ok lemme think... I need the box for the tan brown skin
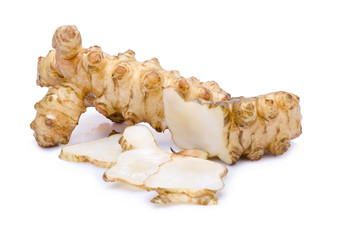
[150,189,219,205]
[228,91,302,162]
[31,25,302,163]
[60,151,115,168]
[31,25,230,147]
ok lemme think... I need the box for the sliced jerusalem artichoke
[59,134,122,168]
[103,125,172,188]
[103,125,228,205]
[144,155,228,205]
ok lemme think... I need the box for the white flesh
[103,125,171,187]
[104,148,171,187]
[103,125,228,203]
[144,155,227,191]
[163,89,232,164]
[59,134,122,167]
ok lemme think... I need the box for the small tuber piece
[59,134,122,168]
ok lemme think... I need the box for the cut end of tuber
[163,88,233,164]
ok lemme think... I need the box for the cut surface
[104,125,172,187]
[163,88,232,164]
[59,134,122,168]
[103,148,171,187]
[144,155,227,191]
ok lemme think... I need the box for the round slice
[145,155,227,190]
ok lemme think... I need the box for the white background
[1,0,361,239]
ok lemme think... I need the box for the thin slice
[103,125,171,188]
[145,155,228,205]
[103,148,171,187]
[59,134,122,168]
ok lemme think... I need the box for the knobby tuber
[31,25,302,163]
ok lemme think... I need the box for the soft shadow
[106,181,144,193]
[67,108,128,144]
[31,138,62,153]
[234,140,301,165]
